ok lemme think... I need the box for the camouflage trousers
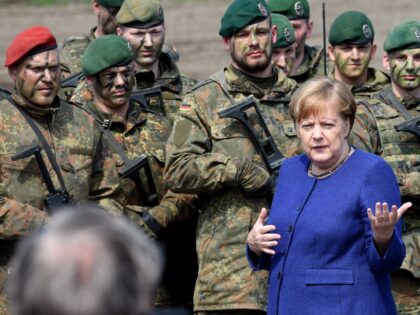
[0,266,11,315]
[391,228,420,315]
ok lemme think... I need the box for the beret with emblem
[384,21,420,53]
[5,26,57,67]
[329,11,374,45]
[116,0,164,29]
[272,13,295,48]
[267,0,310,20]
[82,35,133,76]
[219,0,270,37]
[97,0,124,8]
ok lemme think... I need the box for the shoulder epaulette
[190,79,217,91]
[63,35,90,45]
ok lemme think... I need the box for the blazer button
[278,271,282,280]
[288,225,293,232]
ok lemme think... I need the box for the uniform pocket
[305,268,354,285]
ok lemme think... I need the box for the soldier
[271,13,296,77]
[327,11,390,101]
[60,0,124,78]
[0,26,125,314]
[80,35,199,311]
[72,0,195,125]
[267,0,328,84]
[164,0,300,313]
[357,21,420,314]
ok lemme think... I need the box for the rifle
[218,96,286,173]
[12,144,73,213]
[131,86,165,115]
[61,72,84,89]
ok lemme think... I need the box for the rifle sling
[385,89,413,120]
[8,97,69,193]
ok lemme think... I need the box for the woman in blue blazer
[247,78,412,315]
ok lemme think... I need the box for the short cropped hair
[288,77,356,130]
[8,204,163,315]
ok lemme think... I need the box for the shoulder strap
[208,71,236,105]
[383,89,413,120]
[8,97,68,193]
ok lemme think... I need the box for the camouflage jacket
[71,52,197,125]
[289,45,330,85]
[164,65,299,311]
[60,26,96,78]
[329,67,390,102]
[0,94,125,252]
[83,99,199,308]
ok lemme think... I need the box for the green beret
[272,14,295,48]
[82,35,133,76]
[329,11,374,45]
[384,21,420,53]
[267,0,309,20]
[96,0,123,8]
[219,0,270,37]
[116,0,164,29]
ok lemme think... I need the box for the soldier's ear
[382,54,391,71]
[223,37,231,50]
[271,25,278,45]
[8,66,17,82]
[369,44,377,61]
[327,44,336,61]
[85,75,96,86]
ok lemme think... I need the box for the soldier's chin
[32,95,55,107]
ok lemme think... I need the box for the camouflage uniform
[71,52,196,125]
[165,65,299,312]
[0,93,125,315]
[329,67,390,102]
[60,27,96,78]
[82,99,199,310]
[357,85,420,314]
[289,45,330,85]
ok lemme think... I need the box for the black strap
[8,97,68,193]
[385,89,413,120]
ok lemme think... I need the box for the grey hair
[8,203,163,315]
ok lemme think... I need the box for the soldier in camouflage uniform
[164,1,301,313]
[0,26,125,315]
[80,35,199,311]
[72,0,196,125]
[327,11,390,102]
[271,13,296,77]
[267,0,329,84]
[60,0,123,78]
[357,21,420,314]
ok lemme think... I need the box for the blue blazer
[248,150,405,315]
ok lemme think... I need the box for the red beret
[5,26,57,67]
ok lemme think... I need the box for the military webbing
[384,87,414,120]
[8,97,70,195]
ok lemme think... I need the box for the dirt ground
[0,0,419,90]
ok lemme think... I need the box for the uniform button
[278,272,282,280]
[288,225,293,232]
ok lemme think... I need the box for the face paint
[229,18,273,73]
[119,25,165,69]
[14,50,60,107]
[272,44,296,76]
[93,64,134,110]
[99,5,118,34]
[389,48,420,90]
[332,43,373,81]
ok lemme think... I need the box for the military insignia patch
[157,6,164,20]
[294,2,304,16]
[362,24,373,39]
[415,29,420,41]
[258,3,268,17]
[284,28,293,44]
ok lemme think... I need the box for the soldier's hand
[232,158,272,196]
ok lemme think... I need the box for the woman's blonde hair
[289,77,356,130]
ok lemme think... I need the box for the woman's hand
[367,202,412,254]
[247,208,281,256]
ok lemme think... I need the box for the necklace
[308,145,354,179]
